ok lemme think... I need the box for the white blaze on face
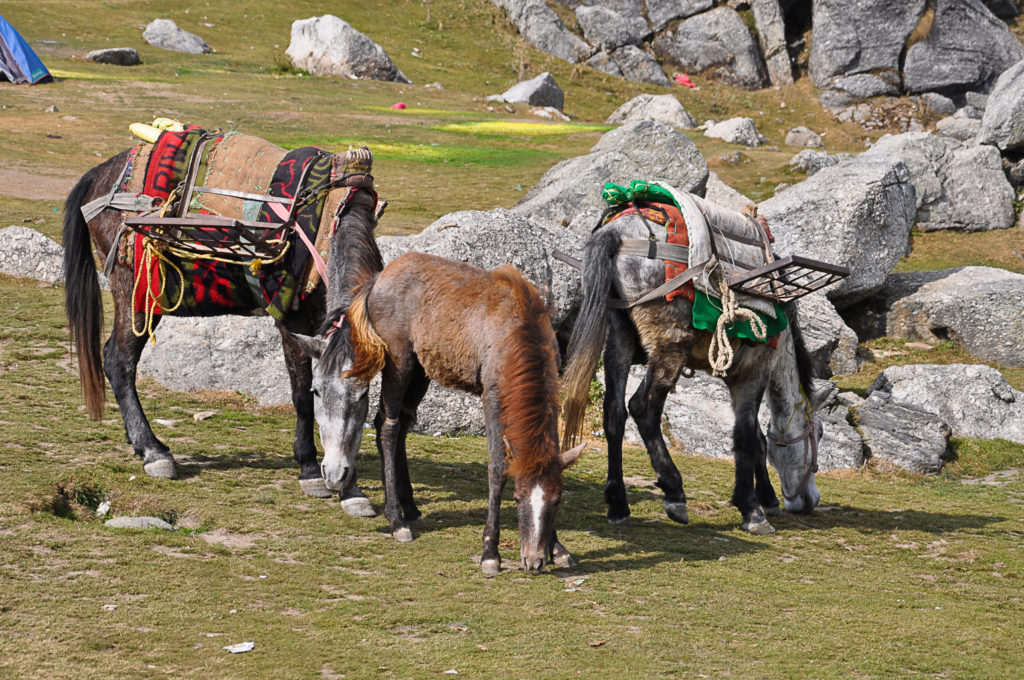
[530,483,545,540]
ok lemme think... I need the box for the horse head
[293,325,370,493]
[765,383,832,514]
[511,440,585,573]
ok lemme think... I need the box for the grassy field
[2,1,1024,678]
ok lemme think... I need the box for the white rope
[706,257,767,377]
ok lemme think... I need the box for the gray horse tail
[63,164,106,420]
[561,228,621,450]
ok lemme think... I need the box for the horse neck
[765,332,810,438]
[325,203,381,310]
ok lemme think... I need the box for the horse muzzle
[321,461,353,492]
[784,477,820,514]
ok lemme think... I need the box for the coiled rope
[706,256,767,377]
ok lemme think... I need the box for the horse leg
[754,437,782,516]
[602,311,635,525]
[103,310,175,478]
[627,353,689,525]
[393,364,430,526]
[728,379,775,534]
[376,366,414,543]
[278,327,332,498]
[480,392,507,575]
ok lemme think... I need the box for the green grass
[3,0,1024,677]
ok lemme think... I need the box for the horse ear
[292,333,326,360]
[559,442,586,470]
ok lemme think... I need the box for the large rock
[286,15,410,82]
[575,5,648,51]
[704,172,753,213]
[758,154,917,309]
[855,391,952,473]
[142,19,212,54]
[605,94,697,128]
[863,132,1015,231]
[492,0,593,63]
[607,45,672,86]
[0,226,65,283]
[646,0,714,32]
[795,293,860,377]
[904,0,1024,95]
[934,115,982,142]
[841,269,952,339]
[489,72,564,109]
[704,117,765,147]
[751,0,793,87]
[653,7,769,89]
[979,59,1024,151]
[84,48,141,66]
[138,316,291,405]
[869,364,1024,443]
[785,126,823,148]
[513,120,708,231]
[884,266,1024,367]
[788,149,854,175]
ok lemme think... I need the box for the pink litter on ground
[674,73,696,88]
[390,102,407,109]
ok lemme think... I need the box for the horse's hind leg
[602,310,636,525]
[279,327,332,498]
[104,310,175,478]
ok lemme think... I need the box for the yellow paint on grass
[434,120,611,136]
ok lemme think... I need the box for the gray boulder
[286,15,411,82]
[84,48,141,66]
[855,391,952,474]
[788,149,854,175]
[869,364,1024,443]
[585,50,623,77]
[884,266,1024,367]
[751,0,793,87]
[0,226,65,283]
[921,92,958,116]
[647,0,714,32]
[979,59,1024,151]
[142,19,212,54]
[138,316,291,405]
[758,154,917,309]
[795,293,860,378]
[904,0,1024,95]
[704,171,753,213]
[830,73,900,98]
[785,126,823,148]
[492,0,593,63]
[863,132,1015,231]
[653,7,768,89]
[575,5,648,51]
[704,117,765,147]
[608,45,672,86]
[513,120,709,231]
[605,94,697,128]
[934,115,982,141]
[488,72,564,109]
[841,268,954,339]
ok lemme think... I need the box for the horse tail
[344,276,388,384]
[63,166,106,420]
[561,228,621,450]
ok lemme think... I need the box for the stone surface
[0,226,65,284]
[286,15,410,82]
[863,132,1016,231]
[751,0,793,87]
[575,5,648,51]
[979,59,1024,151]
[646,0,714,32]
[488,71,564,109]
[830,73,899,98]
[934,115,982,141]
[884,266,1024,368]
[513,120,708,231]
[758,154,917,309]
[84,47,141,66]
[653,7,768,89]
[855,391,952,473]
[840,269,954,340]
[704,117,765,147]
[137,316,291,405]
[585,50,623,77]
[904,0,1024,95]
[105,516,174,530]
[788,149,854,175]
[605,93,697,128]
[608,45,672,86]
[704,171,753,213]
[785,126,822,148]
[869,363,1024,443]
[921,92,957,116]
[142,19,212,54]
[795,293,860,378]
[492,0,593,63]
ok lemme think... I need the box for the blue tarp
[0,14,52,84]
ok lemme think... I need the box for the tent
[0,14,52,84]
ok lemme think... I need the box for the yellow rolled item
[151,117,184,131]
[129,123,162,143]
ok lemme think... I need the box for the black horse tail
[63,167,106,420]
[561,228,622,450]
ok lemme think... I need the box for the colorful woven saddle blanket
[602,180,787,343]
[116,126,360,321]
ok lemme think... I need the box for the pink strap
[268,202,290,221]
[293,223,328,286]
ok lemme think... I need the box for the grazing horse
[297,252,584,574]
[561,211,825,535]
[62,145,379,512]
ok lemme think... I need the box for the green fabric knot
[602,180,677,207]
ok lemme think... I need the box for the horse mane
[343,277,388,384]
[494,266,560,480]
[785,303,815,400]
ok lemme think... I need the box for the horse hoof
[340,495,377,518]
[552,551,577,569]
[143,459,177,479]
[608,515,631,527]
[480,558,501,575]
[299,478,333,498]
[664,501,690,524]
[763,503,783,517]
[743,519,776,536]
[393,526,414,543]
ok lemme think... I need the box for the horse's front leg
[602,311,635,525]
[729,380,775,534]
[392,365,430,525]
[480,395,507,575]
[278,327,332,498]
[377,369,414,542]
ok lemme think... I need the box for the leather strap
[607,261,708,309]
[618,239,690,262]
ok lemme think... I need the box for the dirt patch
[0,167,76,200]
[199,528,263,550]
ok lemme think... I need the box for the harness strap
[607,262,709,310]
[767,421,819,503]
[618,239,690,262]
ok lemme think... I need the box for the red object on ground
[390,102,407,109]
[673,73,696,88]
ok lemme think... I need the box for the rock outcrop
[143,19,212,54]
[286,15,411,82]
